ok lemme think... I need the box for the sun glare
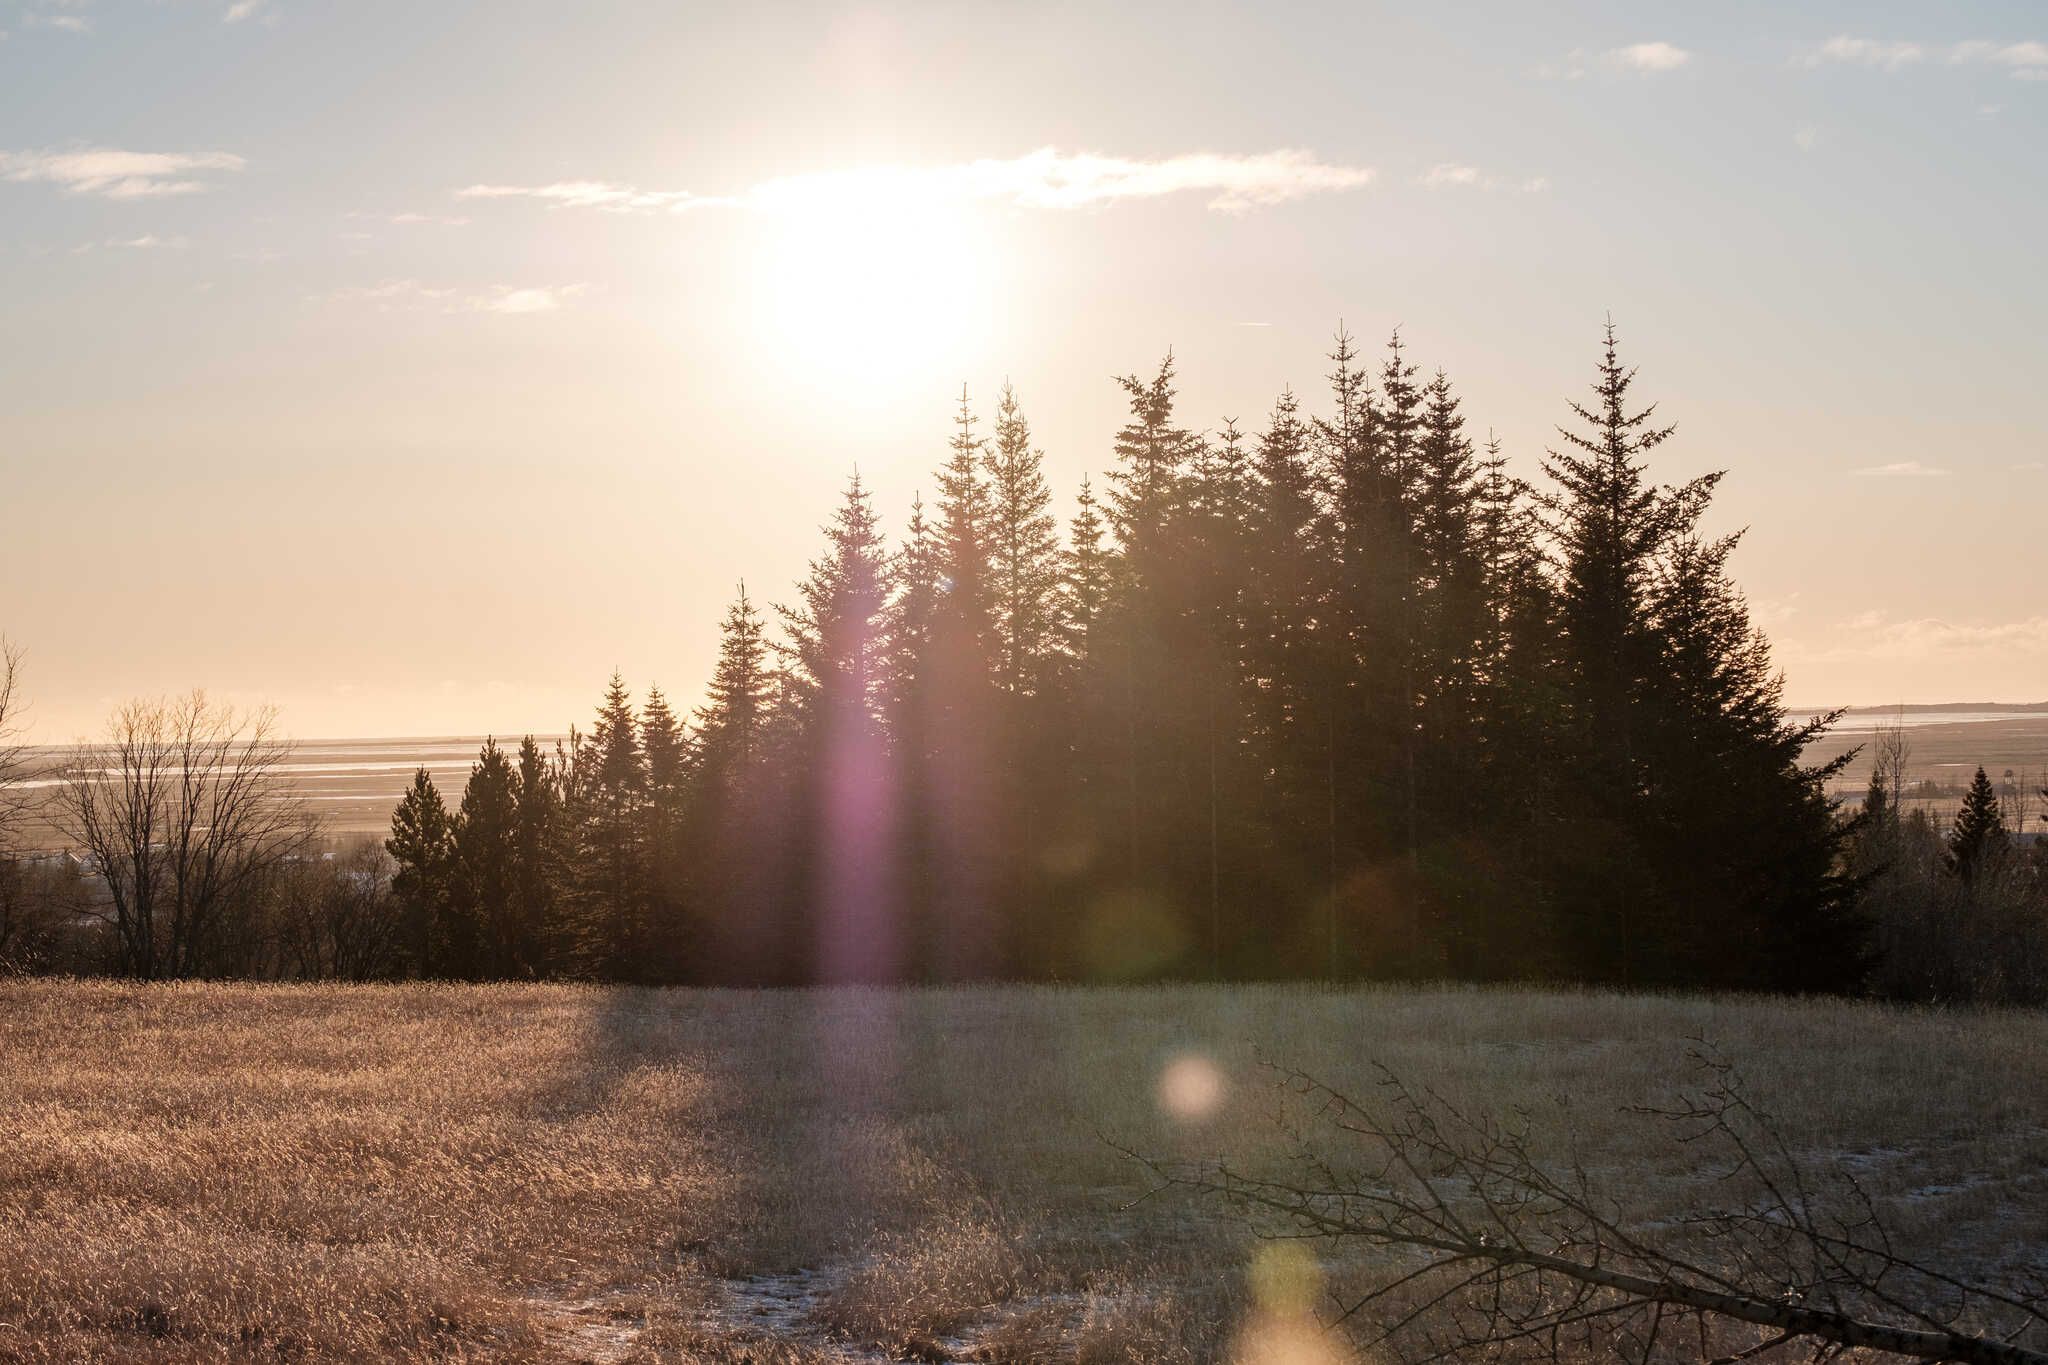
[747,170,988,399]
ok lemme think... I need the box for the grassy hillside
[0,983,2041,1361]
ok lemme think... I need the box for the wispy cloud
[0,147,245,199]
[1854,460,1949,478]
[348,210,471,227]
[476,284,584,314]
[224,0,268,21]
[2014,460,2046,472]
[460,147,1376,219]
[317,279,587,316]
[1950,39,2048,77]
[1605,41,1691,72]
[1806,37,1925,70]
[458,182,724,213]
[1422,163,1482,189]
[24,10,92,34]
[1541,42,1691,79]
[1419,163,1550,193]
[1793,125,1823,152]
[1807,36,2048,78]
[1814,612,2048,661]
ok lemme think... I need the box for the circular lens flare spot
[1158,1051,1226,1122]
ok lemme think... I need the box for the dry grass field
[0,983,2043,1363]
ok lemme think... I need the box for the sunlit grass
[0,981,2040,1360]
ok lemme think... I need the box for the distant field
[0,982,2041,1362]
[10,710,2046,853]
[8,736,563,849]
[1797,709,2048,822]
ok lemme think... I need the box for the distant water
[1789,709,2048,734]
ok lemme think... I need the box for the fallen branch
[1129,1049,2046,1365]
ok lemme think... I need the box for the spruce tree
[386,767,454,976]
[574,672,648,976]
[451,738,520,978]
[1061,476,1111,669]
[1541,321,1715,982]
[778,472,892,733]
[640,685,691,976]
[1946,767,2008,883]
[1244,386,1332,935]
[512,735,563,974]
[776,472,897,981]
[695,584,772,778]
[984,383,1063,698]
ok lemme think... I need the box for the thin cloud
[1806,37,1924,70]
[1419,164,1549,193]
[476,284,584,315]
[317,279,586,316]
[1810,613,2048,662]
[1809,37,2048,78]
[24,11,92,34]
[1793,125,1822,152]
[1422,163,1482,189]
[1854,460,1949,478]
[224,0,268,20]
[0,147,245,199]
[1950,39,2048,77]
[460,147,1375,219]
[2014,460,2046,472]
[458,181,723,213]
[1605,41,1691,73]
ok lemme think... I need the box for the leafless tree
[0,639,29,845]
[1874,717,1910,818]
[274,841,405,981]
[55,692,312,979]
[1135,1052,2046,1365]
[0,640,62,971]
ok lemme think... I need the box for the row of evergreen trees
[388,324,1863,989]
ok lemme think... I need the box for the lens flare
[1157,1050,1226,1121]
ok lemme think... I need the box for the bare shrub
[272,840,406,980]
[55,693,312,979]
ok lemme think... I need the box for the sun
[745,169,989,401]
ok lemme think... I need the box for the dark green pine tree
[689,583,777,981]
[694,583,772,779]
[981,384,1067,966]
[1413,369,1488,748]
[776,471,897,982]
[984,383,1064,699]
[1060,475,1111,671]
[927,388,1004,977]
[451,738,520,979]
[1946,766,2008,883]
[574,672,648,977]
[885,494,942,751]
[1541,320,1716,983]
[511,735,564,975]
[640,685,691,978]
[935,387,996,668]
[386,766,454,976]
[1644,533,1861,991]
[778,472,892,733]
[1102,354,1201,898]
[1244,387,1333,960]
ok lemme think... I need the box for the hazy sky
[3,0,2044,741]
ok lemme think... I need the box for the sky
[2,0,2044,742]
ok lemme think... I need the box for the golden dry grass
[0,981,2042,1362]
